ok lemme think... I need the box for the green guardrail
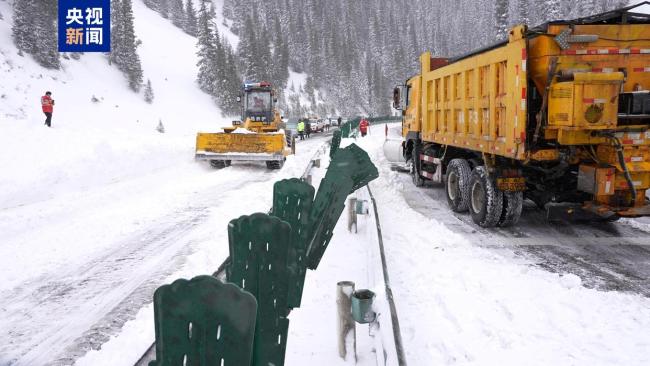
[339,115,401,138]
[149,141,378,366]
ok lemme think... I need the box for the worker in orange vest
[41,91,55,127]
[359,118,369,137]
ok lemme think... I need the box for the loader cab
[241,81,276,124]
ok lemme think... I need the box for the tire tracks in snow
[397,175,650,298]
[0,173,269,366]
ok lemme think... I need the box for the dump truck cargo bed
[395,3,650,226]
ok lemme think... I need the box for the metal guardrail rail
[367,186,408,366]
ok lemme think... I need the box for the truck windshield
[246,91,271,113]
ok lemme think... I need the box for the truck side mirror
[393,87,401,110]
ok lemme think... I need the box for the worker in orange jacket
[41,91,54,127]
[359,118,369,137]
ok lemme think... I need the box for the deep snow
[76,125,650,366]
[353,125,650,366]
[1,0,649,363]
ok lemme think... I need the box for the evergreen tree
[518,0,530,25]
[170,0,185,28]
[33,0,60,69]
[222,0,234,19]
[142,0,159,12]
[196,0,219,95]
[209,1,217,19]
[159,0,170,18]
[544,0,562,21]
[157,119,165,133]
[495,0,510,41]
[144,79,155,103]
[269,17,286,88]
[112,0,144,91]
[213,26,227,102]
[221,40,242,115]
[109,0,122,66]
[579,1,597,16]
[258,28,272,81]
[12,0,37,56]
[11,0,59,68]
[304,75,315,106]
[184,0,198,36]
[238,14,265,81]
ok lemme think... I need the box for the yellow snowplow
[195,81,294,169]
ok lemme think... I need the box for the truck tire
[210,160,230,169]
[468,166,503,228]
[266,159,285,170]
[445,159,472,212]
[498,191,523,227]
[411,144,424,187]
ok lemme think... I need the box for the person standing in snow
[359,117,369,137]
[305,119,312,139]
[337,116,342,127]
[297,119,305,140]
[41,91,54,127]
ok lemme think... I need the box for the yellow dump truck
[195,81,294,169]
[393,4,650,227]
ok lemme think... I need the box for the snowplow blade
[195,132,288,161]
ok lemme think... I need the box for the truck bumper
[195,151,285,161]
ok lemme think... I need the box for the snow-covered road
[0,133,330,365]
[356,124,650,365]
[381,123,650,298]
[399,149,650,298]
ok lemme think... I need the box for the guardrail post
[347,198,358,233]
[337,281,356,362]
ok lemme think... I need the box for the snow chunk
[230,127,255,134]
[559,273,583,289]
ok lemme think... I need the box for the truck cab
[242,82,275,124]
[226,81,280,133]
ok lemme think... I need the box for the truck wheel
[266,159,285,170]
[469,166,503,228]
[210,160,228,169]
[498,191,523,227]
[411,144,424,187]
[445,159,472,212]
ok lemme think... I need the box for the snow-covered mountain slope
[0,0,229,208]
